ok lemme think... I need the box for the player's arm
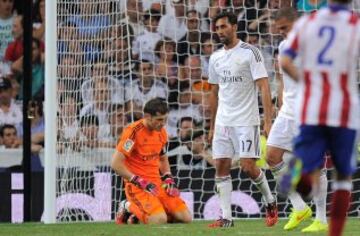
[279,56,298,81]
[112,130,158,195]
[256,78,273,137]
[276,73,284,109]
[209,84,219,141]
[159,154,180,197]
[111,150,135,181]
[111,150,158,195]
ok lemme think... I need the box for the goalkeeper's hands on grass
[130,175,158,196]
[161,173,180,197]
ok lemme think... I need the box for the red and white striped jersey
[282,4,360,129]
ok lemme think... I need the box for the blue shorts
[293,125,358,176]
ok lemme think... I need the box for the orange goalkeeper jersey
[116,119,167,182]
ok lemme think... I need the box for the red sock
[330,190,351,236]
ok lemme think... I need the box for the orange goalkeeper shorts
[125,182,188,222]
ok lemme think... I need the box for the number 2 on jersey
[317,26,336,65]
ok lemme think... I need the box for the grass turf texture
[1,218,359,236]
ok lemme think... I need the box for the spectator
[158,0,187,42]
[168,130,212,170]
[177,10,208,64]
[0,77,22,126]
[58,55,83,98]
[77,114,113,150]
[155,37,182,89]
[168,116,197,151]
[33,0,45,41]
[16,99,44,154]
[4,14,23,63]
[58,93,79,142]
[132,8,162,63]
[236,0,268,41]
[0,124,20,148]
[167,83,202,138]
[103,103,129,144]
[80,78,114,139]
[78,114,101,150]
[125,59,168,120]
[119,0,145,37]
[183,55,203,83]
[188,0,210,14]
[107,24,135,82]
[13,38,44,98]
[200,33,219,79]
[0,0,15,61]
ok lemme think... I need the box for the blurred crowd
[1,0,360,171]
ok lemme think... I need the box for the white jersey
[278,40,298,120]
[125,79,168,106]
[132,29,162,62]
[283,5,360,129]
[208,40,268,126]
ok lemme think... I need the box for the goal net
[53,0,360,222]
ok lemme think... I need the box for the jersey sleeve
[207,55,219,84]
[281,15,307,60]
[116,126,136,157]
[249,47,268,80]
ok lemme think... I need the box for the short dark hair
[108,103,124,113]
[154,37,176,58]
[213,11,238,25]
[134,59,152,71]
[80,115,99,127]
[0,124,17,137]
[143,98,168,116]
[273,7,298,22]
[186,9,201,19]
[177,116,195,128]
[143,9,161,22]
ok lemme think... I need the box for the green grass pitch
[0,218,359,236]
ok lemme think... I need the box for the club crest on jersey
[123,139,134,152]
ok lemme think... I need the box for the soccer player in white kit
[280,1,360,235]
[267,7,328,233]
[208,11,277,228]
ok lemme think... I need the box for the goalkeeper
[111,98,192,224]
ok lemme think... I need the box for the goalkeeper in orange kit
[111,98,192,224]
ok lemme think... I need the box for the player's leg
[125,183,168,224]
[208,126,234,227]
[236,126,277,227]
[302,167,328,233]
[266,117,310,230]
[328,127,357,236]
[158,188,192,223]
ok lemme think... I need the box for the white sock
[216,175,232,220]
[252,171,275,204]
[314,169,328,224]
[271,159,307,211]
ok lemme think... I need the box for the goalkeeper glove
[161,173,180,197]
[130,175,158,196]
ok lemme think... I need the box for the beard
[219,36,231,46]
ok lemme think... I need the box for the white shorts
[267,116,298,152]
[212,125,260,159]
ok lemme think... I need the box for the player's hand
[130,175,158,196]
[161,173,180,197]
